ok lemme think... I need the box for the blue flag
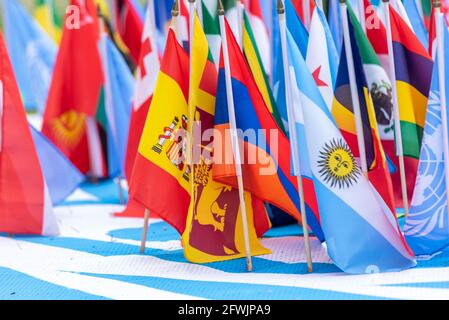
[405,20,449,257]
[101,37,135,178]
[403,0,429,49]
[328,0,343,54]
[285,23,415,273]
[2,0,56,113]
[273,0,309,136]
[30,126,84,205]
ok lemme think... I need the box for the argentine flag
[2,0,56,113]
[405,18,449,257]
[285,28,416,274]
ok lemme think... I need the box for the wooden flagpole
[433,0,449,223]
[382,0,410,217]
[277,0,313,273]
[339,0,369,177]
[217,0,253,272]
[140,0,182,254]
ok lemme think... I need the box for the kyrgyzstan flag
[42,0,106,177]
[0,33,58,236]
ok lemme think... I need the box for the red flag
[115,0,144,65]
[118,6,160,218]
[42,0,105,176]
[0,33,58,235]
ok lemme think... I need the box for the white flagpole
[340,0,369,176]
[303,0,311,29]
[237,0,245,50]
[277,0,313,273]
[383,0,410,217]
[218,0,253,272]
[434,0,449,222]
[358,0,366,33]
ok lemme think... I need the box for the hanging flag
[30,125,84,205]
[243,11,285,132]
[403,0,429,48]
[42,0,106,176]
[34,0,62,43]
[405,18,449,256]
[273,0,309,134]
[0,33,58,236]
[306,5,339,111]
[284,25,415,273]
[115,0,144,64]
[213,19,324,241]
[181,14,270,263]
[332,4,396,213]
[99,35,135,178]
[3,0,57,113]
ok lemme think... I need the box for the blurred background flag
[30,125,84,205]
[403,0,429,48]
[2,0,57,114]
[98,34,135,178]
[34,0,62,44]
[0,32,58,236]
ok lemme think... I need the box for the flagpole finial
[217,0,225,16]
[339,0,346,4]
[382,0,389,3]
[171,0,179,17]
[277,0,285,14]
[188,0,195,3]
[433,0,441,8]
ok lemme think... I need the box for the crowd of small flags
[1,0,449,275]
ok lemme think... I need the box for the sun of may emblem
[318,138,361,189]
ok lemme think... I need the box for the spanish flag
[213,18,324,241]
[389,5,433,160]
[128,28,190,234]
[332,5,396,214]
[182,14,270,263]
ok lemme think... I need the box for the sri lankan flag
[182,14,270,263]
[389,5,433,159]
[332,5,396,213]
[243,11,285,132]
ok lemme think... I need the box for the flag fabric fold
[0,33,58,236]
